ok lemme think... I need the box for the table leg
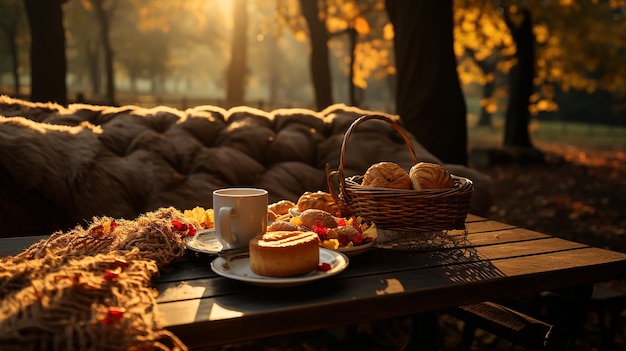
[402,312,441,350]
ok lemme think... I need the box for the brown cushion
[0,95,492,236]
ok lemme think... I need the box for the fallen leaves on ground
[478,141,626,254]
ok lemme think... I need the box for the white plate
[335,240,375,257]
[210,248,349,287]
[185,229,222,255]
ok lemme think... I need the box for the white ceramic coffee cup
[213,188,268,250]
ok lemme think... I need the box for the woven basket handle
[332,114,419,205]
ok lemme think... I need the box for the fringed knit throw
[0,207,196,351]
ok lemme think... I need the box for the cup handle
[218,206,236,245]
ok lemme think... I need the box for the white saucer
[335,240,375,257]
[210,248,349,287]
[185,229,222,255]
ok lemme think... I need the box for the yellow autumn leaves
[183,207,215,229]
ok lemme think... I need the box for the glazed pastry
[409,162,455,190]
[299,209,338,230]
[296,191,342,217]
[267,210,277,222]
[362,162,412,190]
[268,200,296,215]
[249,231,320,277]
[267,220,299,232]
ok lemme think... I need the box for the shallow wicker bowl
[327,115,474,233]
[343,175,473,232]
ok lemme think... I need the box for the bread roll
[409,162,455,190]
[249,231,320,277]
[296,191,342,217]
[362,162,412,190]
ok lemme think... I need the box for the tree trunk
[266,32,279,107]
[299,0,333,110]
[23,0,67,105]
[503,8,534,148]
[347,28,360,107]
[386,0,468,165]
[129,72,138,95]
[477,71,496,127]
[92,1,116,105]
[0,2,21,96]
[85,40,101,96]
[472,50,498,128]
[477,81,496,127]
[8,24,20,97]
[226,0,248,108]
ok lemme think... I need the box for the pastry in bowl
[296,191,342,217]
[249,231,319,277]
[268,200,295,215]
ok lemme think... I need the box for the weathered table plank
[157,246,626,348]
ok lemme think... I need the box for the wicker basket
[326,115,474,232]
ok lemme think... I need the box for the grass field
[468,115,626,151]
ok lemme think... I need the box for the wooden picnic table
[3,214,626,349]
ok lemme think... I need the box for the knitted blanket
[0,207,196,351]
